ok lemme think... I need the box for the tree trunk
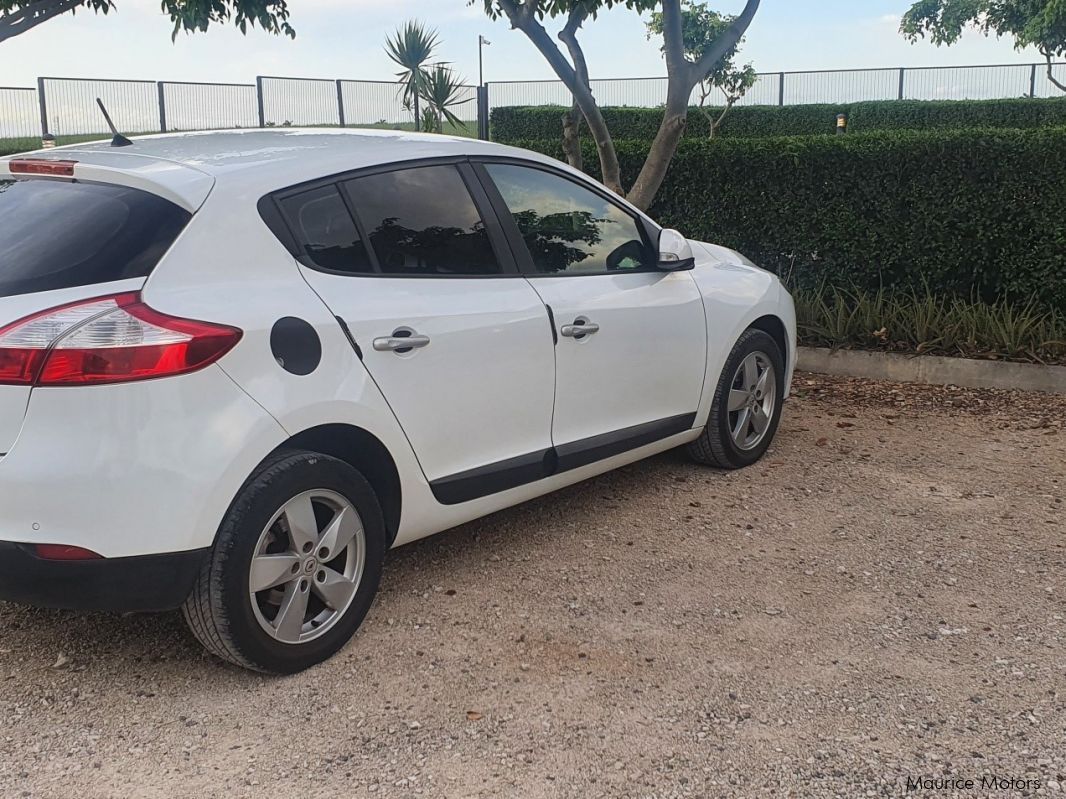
[626,0,760,210]
[1045,50,1066,93]
[626,86,689,211]
[561,102,583,171]
[497,0,623,194]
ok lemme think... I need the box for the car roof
[1,128,654,224]
[46,128,556,196]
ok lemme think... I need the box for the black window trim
[258,156,521,279]
[470,157,663,279]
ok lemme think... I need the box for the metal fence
[0,86,39,150]
[1,61,1063,151]
[485,61,1066,114]
[0,74,481,145]
[161,81,258,131]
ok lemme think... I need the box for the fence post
[157,82,167,133]
[898,67,906,100]
[336,79,346,127]
[36,76,49,137]
[256,76,266,127]
[778,72,785,106]
[477,85,489,141]
[1029,63,1038,97]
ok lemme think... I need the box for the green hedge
[491,104,843,141]
[490,96,1066,142]
[509,127,1066,310]
[848,97,1066,132]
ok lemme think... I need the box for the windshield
[0,178,191,298]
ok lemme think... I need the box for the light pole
[478,35,491,87]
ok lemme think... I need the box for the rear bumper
[0,543,208,612]
[0,364,287,558]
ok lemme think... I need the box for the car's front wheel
[182,450,385,674]
[687,328,785,470]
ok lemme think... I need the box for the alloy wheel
[248,489,366,645]
[727,351,777,451]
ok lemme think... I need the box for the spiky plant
[419,64,472,134]
[384,20,439,126]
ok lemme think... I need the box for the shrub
[491,104,843,141]
[490,95,1066,143]
[793,285,1066,364]
[509,126,1066,310]
[847,97,1066,133]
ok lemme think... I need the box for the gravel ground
[1,373,1063,799]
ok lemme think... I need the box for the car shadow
[0,448,697,682]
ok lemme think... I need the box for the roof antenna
[96,98,133,148]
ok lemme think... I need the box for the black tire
[182,450,386,674]
[687,328,785,470]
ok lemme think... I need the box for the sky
[0,1,1048,90]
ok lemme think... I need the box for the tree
[385,20,440,128]
[0,0,293,44]
[479,0,760,210]
[419,64,474,133]
[647,1,757,138]
[901,0,1066,92]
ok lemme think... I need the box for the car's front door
[478,162,707,468]
[282,162,556,504]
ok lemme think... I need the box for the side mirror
[657,229,695,271]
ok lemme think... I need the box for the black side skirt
[429,413,696,505]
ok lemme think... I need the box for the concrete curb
[797,347,1066,395]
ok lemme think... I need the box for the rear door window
[0,178,191,298]
[343,165,501,276]
[276,184,373,274]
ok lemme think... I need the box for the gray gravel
[1,373,1063,799]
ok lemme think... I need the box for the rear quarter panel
[140,185,445,547]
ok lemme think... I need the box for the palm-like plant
[419,65,472,134]
[384,20,439,127]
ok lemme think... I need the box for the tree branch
[499,0,622,194]
[627,0,761,209]
[659,0,687,76]
[0,0,85,43]
[559,6,590,87]
[690,0,760,85]
[1042,47,1066,93]
[558,7,590,171]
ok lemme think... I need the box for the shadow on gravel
[0,449,694,683]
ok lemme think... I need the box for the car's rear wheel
[687,328,785,470]
[182,450,385,674]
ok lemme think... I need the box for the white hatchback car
[0,129,795,673]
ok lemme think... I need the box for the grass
[794,284,1066,365]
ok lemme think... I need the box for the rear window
[0,178,191,298]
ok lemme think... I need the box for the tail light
[0,293,242,387]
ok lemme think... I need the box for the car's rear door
[281,160,556,504]
[475,160,707,468]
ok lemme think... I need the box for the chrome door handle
[560,321,600,338]
[372,333,431,352]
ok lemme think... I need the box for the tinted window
[278,185,372,273]
[485,164,649,275]
[0,178,190,299]
[345,166,500,276]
